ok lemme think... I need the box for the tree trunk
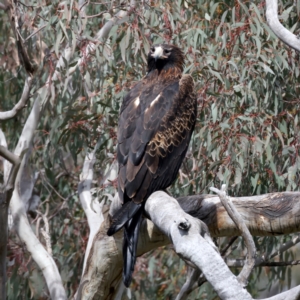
[0,188,8,300]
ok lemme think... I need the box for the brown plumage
[107,44,197,287]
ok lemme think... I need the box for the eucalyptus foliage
[0,0,299,299]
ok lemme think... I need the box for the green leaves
[1,0,300,299]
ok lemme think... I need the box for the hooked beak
[151,46,164,61]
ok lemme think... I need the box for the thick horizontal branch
[178,192,300,237]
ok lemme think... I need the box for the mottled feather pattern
[107,44,197,287]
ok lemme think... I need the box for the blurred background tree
[0,0,299,299]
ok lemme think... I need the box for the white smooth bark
[145,191,253,300]
[6,44,74,300]
[266,0,300,52]
[79,150,103,273]
[10,157,67,300]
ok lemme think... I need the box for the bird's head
[147,44,184,73]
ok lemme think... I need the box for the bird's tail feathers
[123,208,143,287]
[107,201,142,236]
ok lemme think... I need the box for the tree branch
[10,155,67,300]
[175,267,203,300]
[267,234,300,261]
[265,0,300,52]
[210,185,256,286]
[77,211,169,300]
[0,76,32,120]
[0,146,20,166]
[177,192,300,237]
[145,191,253,300]
[78,149,103,274]
[79,189,300,299]
[261,285,300,300]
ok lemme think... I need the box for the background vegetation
[0,0,299,299]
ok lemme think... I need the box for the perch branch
[80,190,300,300]
[145,191,253,300]
[210,185,256,286]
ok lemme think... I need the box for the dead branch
[177,192,300,237]
[210,185,256,286]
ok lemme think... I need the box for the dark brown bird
[107,44,197,287]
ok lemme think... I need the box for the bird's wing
[117,74,196,204]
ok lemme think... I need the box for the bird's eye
[150,47,155,53]
[164,49,170,55]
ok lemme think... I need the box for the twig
[175,267,202,300]
[210,185,256,287]
[79,1,88,11]
[225,258,300,268]
[221,236,238,257]
[24,24,47,42]
[41,175,68,202]
[69,0,136,75]
[85,11,105,19]
[17,1,36,8]
[268,234,300,260]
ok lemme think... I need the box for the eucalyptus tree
[0,0,299,299]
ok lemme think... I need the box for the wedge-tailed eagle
[107,44,197,287]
